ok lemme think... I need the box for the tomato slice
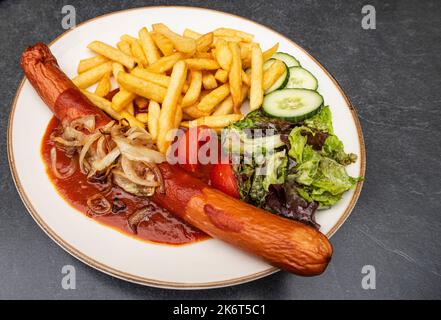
[176,126,212,173]
[210,160,240,199]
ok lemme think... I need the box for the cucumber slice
[262,89,323,122]
[286,67,318,90]
[272,52,300,67]
[263,59,289,94]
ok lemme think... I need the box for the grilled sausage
[20,43,333,276]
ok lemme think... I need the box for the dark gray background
[1,0,440,300]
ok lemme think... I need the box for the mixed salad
[220,52,363,229]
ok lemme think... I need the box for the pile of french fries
[73,24,280,153]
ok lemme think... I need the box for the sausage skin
[21,43,333,276]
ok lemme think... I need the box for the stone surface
[0,0,440,299]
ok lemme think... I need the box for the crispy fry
[112,89,136,112]
[77,55,109,74]
[213,28,254,42]
[202,72,218,90]
[146,52,183,73]
[126,101,135,116]
[214,36,243,44]
[228,42,243,113]
[213,85,248,116]
[263,59,286,92]
[242,69,251,86]
[262,43,279,62]
[135,96,149,109]
[183,28,202,39]
[194,52,213,59]
[117,72,167,103]
[120,110,145,128]
[139,27,161,64]
[196,33,214,52]
[184,58,220,71]
[87,41,136,69]
[214,69,229,83]
[117,41,132,56]
[184,114,243,128]
[197,83,230,113]
[94,71,111,97]
[147,100,161,140]
[240,42,253,68]
[130,40,148,67]
[136,112,149,123]
[120,34,138,44]
[81,89,122,121]
[182,70,202,107]
[174,105,183,128]
[153,23,196,54]
[183,104,210,119]
[150,32,174,56]
[215,39,232,71]
[72,61,112,89]
[131,67,170,87]
[250,45,264,111]
[112,62,125,80]
[157,61,188,153]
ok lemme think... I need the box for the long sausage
[21,43,333,276]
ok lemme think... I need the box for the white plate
[8,6,365,289]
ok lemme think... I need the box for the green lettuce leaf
[322,135,358,165]
[288,126,309,163]
[304,106,333,134]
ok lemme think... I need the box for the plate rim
[7,5,366,289]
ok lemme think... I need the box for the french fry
[214,36,243,44]
[196,33,214,52]
[184,114,243,128]
[150,31,174,56]
[242,69,251,86]
[182,70,202,107]
[215,39,232,71]
[214,69,229,83]
[94,71,111,97]
[228,42,242,113]
[112,89,136,112]
[130,40,148,67]
[72,61,112,89]
[213,85,248,116]
[120,34,138,44]
[135,96,149,110]
[263,59,286,92]
[136,112,149,123]
[126,101,135,116]
[240,43,253,68]
[80,89,122,121]
[183,104,210,119]
[87,41,136,69]
[157,61,188,153]
[77,55,108,74]
[262,43,279,62]
[250,45,264,111]
[148,100,161,140]
[117,41,132,56]
[174,105,183,128]
[117,72,167,103]
[112,62,125,80]
[153,23,196,54]
[213,28,254,43]
[139,27,160,64]
[183,28,202,39]
[146,52,183,73]
[197,83,230,113]
[194,52,213,59]
[131,67,170,88]
[120,110,145,128]
[184,58,220,71]
[202,72,218,90]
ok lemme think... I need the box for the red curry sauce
[41,116,209,245]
